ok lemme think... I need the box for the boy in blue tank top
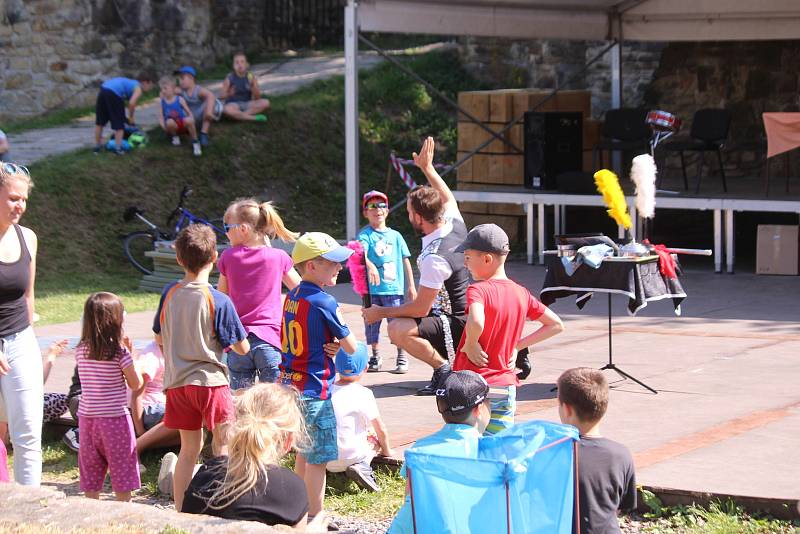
[220,52,270,122]
[157,76,201,157]
[94,73,153,154]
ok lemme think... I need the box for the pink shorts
[79,414,140,493]
[164,385,233,431]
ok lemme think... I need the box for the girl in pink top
[218,199,301,389]
[76,292,143,501]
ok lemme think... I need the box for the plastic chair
[661,108,731,193]
[592,108,651,174]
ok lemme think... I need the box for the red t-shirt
[454,279,546,386]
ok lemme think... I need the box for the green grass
[20,48,485,324]
[326,466,406,519]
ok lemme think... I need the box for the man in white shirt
[362,137,470,395]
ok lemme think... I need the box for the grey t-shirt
[576,436,637,534]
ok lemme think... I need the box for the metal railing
[263,0,346,49]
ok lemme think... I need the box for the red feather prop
[346,241,369,299]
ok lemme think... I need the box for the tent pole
[344,0,359,240]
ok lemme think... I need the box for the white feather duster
[630,154,657,219]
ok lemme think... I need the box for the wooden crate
[457,91,490,122]
[138,247,222,293]
[457,122,508,154]
[555,90,592,118]
[463,212,522,243]
[489,91,513,123]
[456,151,473,182]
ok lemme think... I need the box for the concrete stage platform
[36,262,800,508]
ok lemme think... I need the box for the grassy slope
[25,50,487,323]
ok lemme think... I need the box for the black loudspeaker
[524,112,583,189]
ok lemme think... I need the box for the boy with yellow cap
[279,232,359,524]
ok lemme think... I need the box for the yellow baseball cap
[292,232,354,264]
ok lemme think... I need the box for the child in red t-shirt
[453,224,564,435]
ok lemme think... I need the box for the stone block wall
[0,0,269,121]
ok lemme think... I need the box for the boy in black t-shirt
[557,367,637,534]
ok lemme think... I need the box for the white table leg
[725,209,735,273]
[554,204,561,236]
[526,203,534,265]
[538,203,545,265]
[561,205,567,234]
[713,209,722,273]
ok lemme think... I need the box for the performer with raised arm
[362,137,469,396]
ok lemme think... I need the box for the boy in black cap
[386,370,491,534]
[453,223,564,435]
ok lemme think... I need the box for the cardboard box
[756,225,799,275]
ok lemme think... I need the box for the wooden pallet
[138,248,222,293]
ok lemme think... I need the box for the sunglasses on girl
[366,202,388,210]
[1,163,30,177]
[223,222,242,232]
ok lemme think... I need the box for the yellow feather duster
[593,169,632,229]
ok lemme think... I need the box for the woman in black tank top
[0,162,42,486]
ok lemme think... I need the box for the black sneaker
[199,132,210,146]
[367,355,382,372]
[415,363,451,396]
[345,461,380,492]
[92,144,103,154]
[516,347,532,380]
[62,427,79,452]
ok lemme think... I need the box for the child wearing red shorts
[153,224,249,512]
[76,292,143,501]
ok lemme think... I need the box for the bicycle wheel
[123,231,157,275]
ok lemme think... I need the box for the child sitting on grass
[157,75,201,156]
[326,343,393,492]
[221,52,270,122]
[76,292,143,502]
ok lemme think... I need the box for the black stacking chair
[592,108,651,174]
[661,108,731,193]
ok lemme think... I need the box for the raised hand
[412,136,435,172]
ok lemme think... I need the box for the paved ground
[6,43,455,165]
[36,261,800,503]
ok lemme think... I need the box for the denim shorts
[142,402,166,431]
[227,333,282,390]
[363,294,404,345]
[299,396,338,465]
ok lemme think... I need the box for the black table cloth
[540,255,686,315]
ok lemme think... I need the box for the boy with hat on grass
[326,343,394,492]
[358,190,416,373]
[387,370,491,534]
[454,223,564,435]
[280,232,359,521]
[174,66,218,146]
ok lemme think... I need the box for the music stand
[601,292,657,394]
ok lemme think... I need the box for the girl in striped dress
[76,292,143,501]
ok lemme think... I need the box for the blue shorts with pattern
[299,396,338,465]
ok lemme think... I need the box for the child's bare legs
[173,429,203,512]
[164,119,178,136]
[94,125,104,146]
[85,491,100,499]
[184,116,198,140]
[113,128,124,150]
[0,422,8,445]
[136,422,180,455]
[211,421,229,457]
[296,454,327,517]
[115,491,132,502]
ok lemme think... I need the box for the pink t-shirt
[217,245,293,348]
[131,341,165,407]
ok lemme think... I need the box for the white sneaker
[171,136,181,146]
[192,142,202,157]
[158,452,178,497]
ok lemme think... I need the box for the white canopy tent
[344,0,800,237]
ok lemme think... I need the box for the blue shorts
[299,396,337,465]
[364,294,404,345]
[142,402,166,431]
[227,333,282,389]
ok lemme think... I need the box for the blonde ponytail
[258,201,299,243]
[204,383,308,509]
[225,198,299,243]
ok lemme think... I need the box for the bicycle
[122,185,227,275]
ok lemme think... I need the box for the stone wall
[0,0,269,121]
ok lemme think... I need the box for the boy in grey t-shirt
[557,367,637,534]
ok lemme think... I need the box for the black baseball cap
[455,223,510,255]
[435,370,490,415]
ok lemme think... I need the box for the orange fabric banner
[763,112,800,158]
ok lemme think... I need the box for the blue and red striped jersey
[279,281,350,399]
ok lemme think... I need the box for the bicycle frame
[171,208,226,237]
